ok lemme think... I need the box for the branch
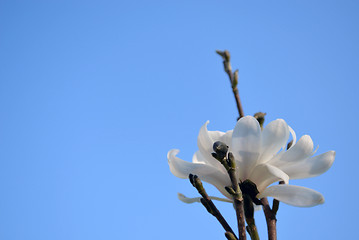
[227,153,246,240]
[216,50,244,119]
[189,174,238,240]
[260,197,277,240]
[212,142,246,240]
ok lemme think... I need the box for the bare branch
[216,50,244,119]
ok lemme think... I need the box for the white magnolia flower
[168,116,335,207]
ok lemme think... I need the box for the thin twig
[271,198,280,216]
[227,159,246,240]
[216,50,245,119]
[189,174,238,240]
[272,181,285,215]
[261,197,277,240]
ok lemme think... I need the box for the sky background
[0,0,358,239]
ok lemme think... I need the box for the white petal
[270,135,314,167]
[249,164,289,192]
[280,151,335,179]
[197,121,227,171]
[258,185,325,207]
[231,116,262,180]
[288,125,296,146]
[177,193,232,204]
[192,151,206,164]
[260,119,289,163]
[168,149,232,198]
[222,130,233,149]
[178,193,202,203]
[168,149,220,179]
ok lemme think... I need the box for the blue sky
[0,0,358,239]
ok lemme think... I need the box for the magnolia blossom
[168,116,335,207]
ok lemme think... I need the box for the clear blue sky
[0,0,358,239]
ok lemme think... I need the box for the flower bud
[190,174,204,192]
[213,141,228,160]
[287,140,293,150]
[225,186,236,195]
[232,70,238,89]
[224,50,230,62]
[225,232,237,240]
[216,50,231,62]
[254,112,266,129]
[188,174,195,186]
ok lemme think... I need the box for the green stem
[246,218,260,240]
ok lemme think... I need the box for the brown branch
[261,197,277,240]
[212,143,246,240]
[227,156,246,240]
[272,198,280,216]
[272,181,285,215]
[216,50,244,119]
[233,198,246,240]
[189,174,238,240]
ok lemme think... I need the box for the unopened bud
[225,186,236,195]
[232,70,238,89]
[254,112,266,129]
[213,141,228,160]
[287,140,293,150]
[216,50,231,62]
[188,174,194,186]
[225,232,237,240]
[193,175,204,191]
[223,50,231,62]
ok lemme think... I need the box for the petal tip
[177,193,201,204]
[301,134,313,141]
[240,115,256,122]
[167,149,180,160]
[274,118,287,124]
[203,120,210,128]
